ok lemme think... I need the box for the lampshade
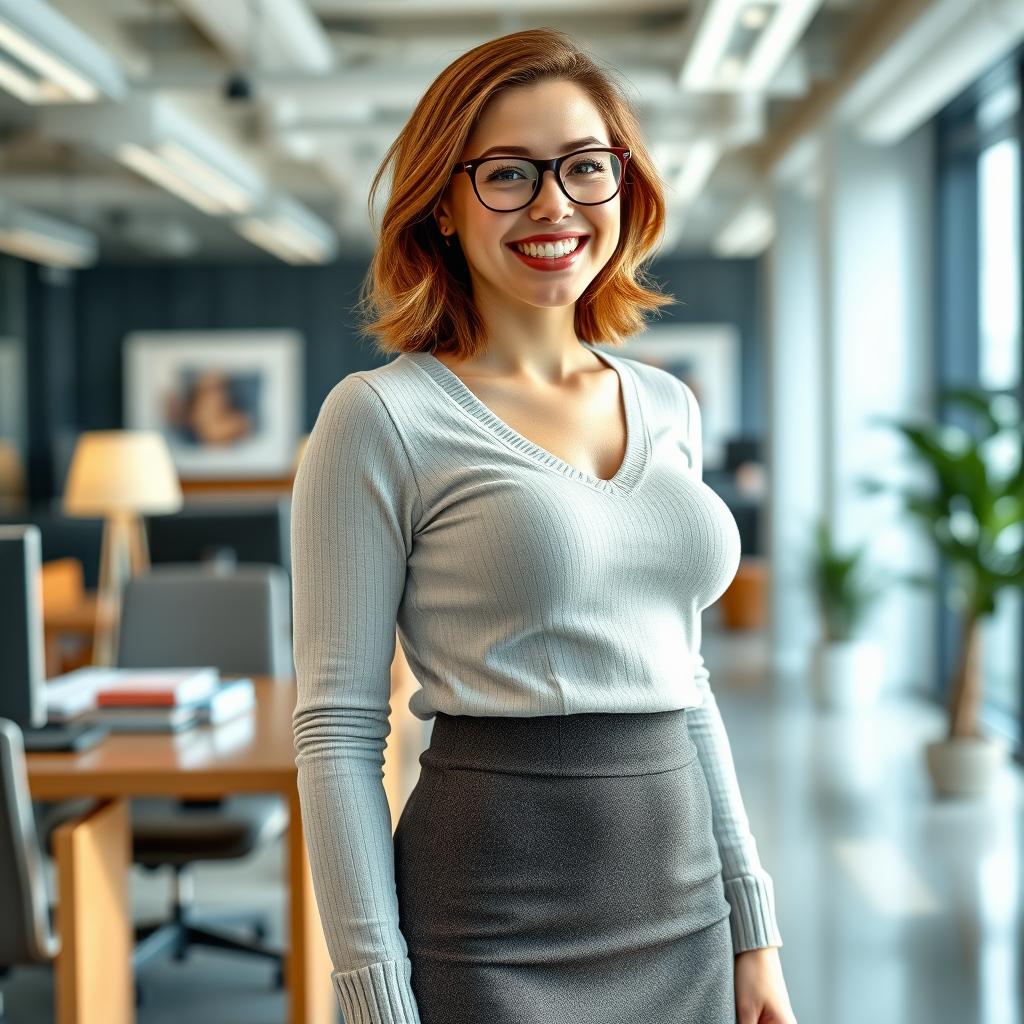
[63,430,183,516]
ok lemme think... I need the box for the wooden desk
[25,675,334,1024]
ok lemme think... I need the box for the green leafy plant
[807,517,890,644]
[857,387,1024,741]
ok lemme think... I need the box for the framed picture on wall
[616,324,740,471]
[0,338,26,504]
[123,329,304,479]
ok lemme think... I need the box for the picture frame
[123,329,304,479]
[0,337,25,453]
[616,324,740,471]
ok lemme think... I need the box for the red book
[95,668,220,708]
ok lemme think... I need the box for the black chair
[0,717,60,1022]
[117,564,292,988]
[2,720,147,1015]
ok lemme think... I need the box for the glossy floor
[3,622,1022,1023]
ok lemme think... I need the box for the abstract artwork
[123,330,304,478]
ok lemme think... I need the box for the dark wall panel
[650,254,764,433]
[70,254,763,463]
[74,259,380,434]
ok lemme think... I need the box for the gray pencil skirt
[392,708,737,1024]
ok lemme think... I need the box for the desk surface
[24,673,337,1024]
[25,675,298,800]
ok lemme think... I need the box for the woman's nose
[528,169,574,219]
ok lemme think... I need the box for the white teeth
[515,237,581,258]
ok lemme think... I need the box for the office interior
[0,1,1022,1023]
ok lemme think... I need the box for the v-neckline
[405,341,649,494]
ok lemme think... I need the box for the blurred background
[0,1,1022,1023]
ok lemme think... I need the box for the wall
[11,253,765,502]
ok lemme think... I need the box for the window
[935,47,1023,753]
[978,131,1021,722]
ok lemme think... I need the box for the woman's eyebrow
[475,136,607,158]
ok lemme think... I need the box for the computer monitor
[0,523,107,751]
[144,498,290,572]
[0,524,47,730]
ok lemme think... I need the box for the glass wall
[936,46,1023,754]
[978,124,1021,723]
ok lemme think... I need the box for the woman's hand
[734,946,798,1024]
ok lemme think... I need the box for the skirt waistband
[419,708,697,778]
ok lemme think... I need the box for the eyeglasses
[452,146,632,213]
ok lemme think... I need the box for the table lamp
[63,430,183,666]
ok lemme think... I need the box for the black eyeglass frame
[451,146,633,212]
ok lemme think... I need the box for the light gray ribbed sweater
[291,341,782,1024]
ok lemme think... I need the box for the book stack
[82,668,256,733]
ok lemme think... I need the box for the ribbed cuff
[723,874,784,953]
[331,958,422,1024]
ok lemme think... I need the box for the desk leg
[286,786,335,1024]
[53,797,134,1024]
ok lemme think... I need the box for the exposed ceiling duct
[41,93,268,215]
[838,0,1024,143]
[172,0,335,73]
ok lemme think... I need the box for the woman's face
[436,79,623,311]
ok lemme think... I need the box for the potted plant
[806,517,888,710]
[858,386,1021,797]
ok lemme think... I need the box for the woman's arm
[676,377,784,955]
[685,631,784,953]
[291,374,423,1024]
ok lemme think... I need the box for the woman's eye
[486,166,526,181]
[570,160,604,175]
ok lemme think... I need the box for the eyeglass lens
[474,149,623,210]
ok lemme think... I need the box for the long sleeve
[678,379,784,955]
[291,374,424,1024]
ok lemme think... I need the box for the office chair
[0,718,60,1022]
[115,563,293,988]
[1,718,146,1017]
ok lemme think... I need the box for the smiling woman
[292,25,791,1024]
[354,27,673,360]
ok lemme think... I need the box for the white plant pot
[810,638,885,710]
[924,735,1009,798]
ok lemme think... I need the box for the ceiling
[0,0,928,264]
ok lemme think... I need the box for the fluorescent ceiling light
[0,0,125,104]
[712,198,774,257]
[681,0,823,92]
[653,139,722,207]
[0,197,97,267]
[682,0,742,91]
[41,94,266,216]
[741,0,821,89]
[677,140,721,204]
[235,194,338,265]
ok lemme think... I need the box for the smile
[506,235,590,271]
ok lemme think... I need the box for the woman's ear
[434,199,453,236]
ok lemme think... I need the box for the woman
[291,27,797,1024]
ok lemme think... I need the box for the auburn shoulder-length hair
[355,27,675,358]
